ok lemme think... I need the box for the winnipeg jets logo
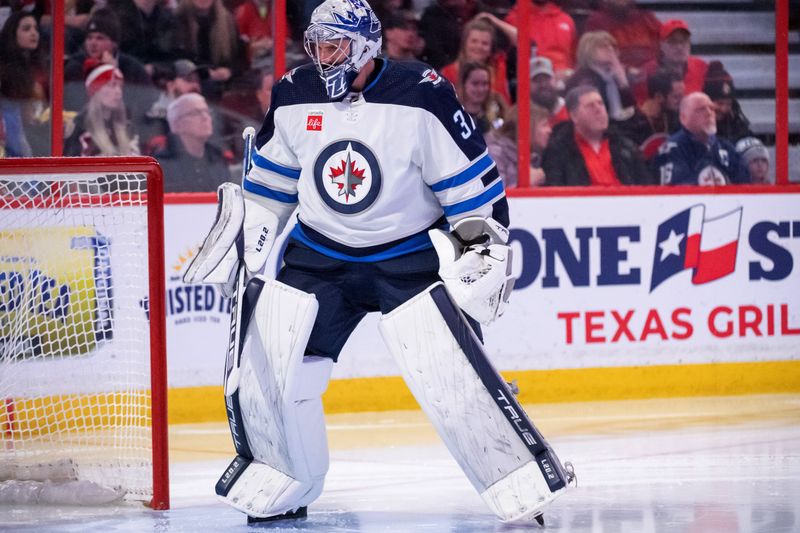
[282,67,298,84]
[697,165,728,186]
[419,68,443,86]
[314,140,382,214]
[328,149,366,201]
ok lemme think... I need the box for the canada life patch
[306,112,323,131]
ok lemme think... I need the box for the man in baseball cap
[634,18,707,103]
[659,19,689,41]
[529,56,568,125]
[146,60,202,121]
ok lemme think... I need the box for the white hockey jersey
[246,59,509,262]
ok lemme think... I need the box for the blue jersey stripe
[442,180,504,218]
[430,153,494,192]
[243,178,298,204]
[252,153,301,180]
[363,60,389,94]
[289,225,434,262]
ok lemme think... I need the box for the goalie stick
[218,126,257,463]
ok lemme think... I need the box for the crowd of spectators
[0,0,776,190]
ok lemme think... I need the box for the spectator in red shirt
[635,19,707,104]
[584,0,661,69]
[235,0,273,69]
[529,56,569,126]
[542,85,653,186]
[478,0,576,80]
[441,18,511,104]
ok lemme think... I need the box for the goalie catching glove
[183,183,279,295]
[429,217,515,325]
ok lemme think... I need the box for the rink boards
[162,187,800,421]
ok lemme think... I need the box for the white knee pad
[379,283,575,523]
[215,277,333,518]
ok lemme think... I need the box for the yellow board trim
[166,360,800,424]
[1,392,151,437]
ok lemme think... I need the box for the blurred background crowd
[0,0,797,191]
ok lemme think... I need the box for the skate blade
[247,506,307,524]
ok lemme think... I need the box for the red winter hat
[84,62,123,98]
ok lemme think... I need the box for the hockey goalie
[183,0,575,524]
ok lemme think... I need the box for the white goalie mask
[303,0,382,100]
[429,218,516,325]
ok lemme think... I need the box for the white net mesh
[1,171,154,502]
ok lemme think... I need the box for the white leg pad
[379,283,573,522]
[481,461,568,522]
[217,461,309,518]
[216,277,332,518]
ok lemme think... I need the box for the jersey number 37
[453,110,476,140]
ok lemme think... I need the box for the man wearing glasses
[155,93,232,192]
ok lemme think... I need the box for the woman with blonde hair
[174,0,245,99]
[485,103,552,188]
[441,18,511,104]
[64,63,140,156]
[566,30,643,132]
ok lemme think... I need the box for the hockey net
[0,157,168,509]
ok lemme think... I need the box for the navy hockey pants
[276,240,481,361]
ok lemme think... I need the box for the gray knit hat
[735,137,770,165]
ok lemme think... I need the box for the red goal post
[0,157,169,510]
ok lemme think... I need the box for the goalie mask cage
[0,157,169,510]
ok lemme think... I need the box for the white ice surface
[2,404,799,532]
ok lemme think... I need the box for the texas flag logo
[650,205,743,292]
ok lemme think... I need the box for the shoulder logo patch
[419,68,443,86]
[282,68,297,84]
